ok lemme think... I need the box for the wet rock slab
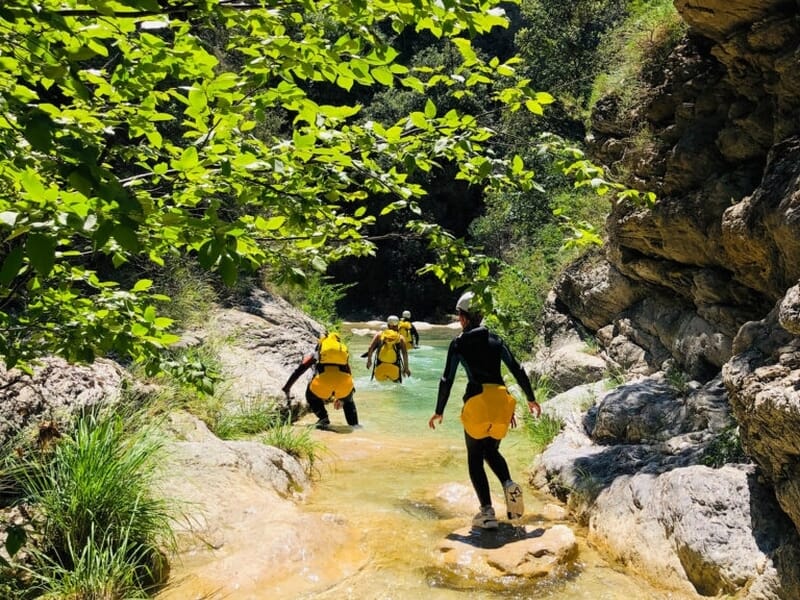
[433,523,578,588]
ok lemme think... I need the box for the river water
[290,323,686,600]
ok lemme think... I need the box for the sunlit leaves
[0,0,586,374]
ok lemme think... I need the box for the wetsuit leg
[482,438,512,484]
[465,431,492,507]
[340,391,359,426]
[305,387,329,422]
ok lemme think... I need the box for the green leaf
[0,245,24,286]
[4,525,26,558]
[410,112,428,130]
[424,99,437,119]
[112,225,140,252]
[19,169,46,200]
[256,216,286,231]
[371,66,394,86]
[337,75,354,91]
[172,146,199,171]
[311,255,327,272]
[400,76,425,93]
[197,239,220,269]
[24,116,53,152]
[525,100,544,115]
[219,255,238,286]
[452,38,477,64]
[26,233,56,276]
[132,279,153,292]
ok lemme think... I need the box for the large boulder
[433,524,578,588]
[157,411,369,599]
[722,301,800,533]
[531,375,800,597]
[0,357,125,443]
[183,288,327,418]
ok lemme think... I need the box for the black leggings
[306,387,359,426]
[465,431,511,507]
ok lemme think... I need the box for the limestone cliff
[535,1,800,596]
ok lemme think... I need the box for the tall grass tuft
[26,522,159,599]
[522,410,564,455]
[7,408,174,597]
[261,416,324,475]
[215,398,282,440]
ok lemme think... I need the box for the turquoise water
[295,324,685,600]
[348,324,466,431]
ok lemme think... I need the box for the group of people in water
[281,292,541,530]
[281,309,418,429]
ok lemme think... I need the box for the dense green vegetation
[0,0,557,379]
[0,0,668,377]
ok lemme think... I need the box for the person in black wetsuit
[428,291,541,529]
[282,332,359,429]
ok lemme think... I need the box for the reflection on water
[296,324,685,600]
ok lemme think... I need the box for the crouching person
[283,332,359,429]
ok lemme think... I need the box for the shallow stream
[286,323,687,600]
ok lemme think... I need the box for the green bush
[272,273,353,331]
[702,427,749,468]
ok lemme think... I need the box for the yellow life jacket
[374,361,401,382]
[460,384,516,440]
[309,368,354,400]
[397,321,413,345]
[318,333,348,367]
[310,333,354,400]
[377,329,401,364]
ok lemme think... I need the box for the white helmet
[402,310,411,319]
[455,291,474,313]
[387,315,400,326]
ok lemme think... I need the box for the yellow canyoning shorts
[460,384,516,440]
[374,362,401,382]
[309,367,354,401]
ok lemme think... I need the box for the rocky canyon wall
[535,1,800,595]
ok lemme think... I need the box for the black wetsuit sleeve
[435,339,460,415]
[411,325,419,346]
[500,341,535,402]
[283,353,316,391]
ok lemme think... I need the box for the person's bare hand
[528,400,541,418]
[428,414,443,430]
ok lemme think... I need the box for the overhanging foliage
[0,0,555,372]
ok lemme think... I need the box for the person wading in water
[283,332,360,429]
[365,315,411,382]
[428,291,541,529]
[398,309,419,348]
